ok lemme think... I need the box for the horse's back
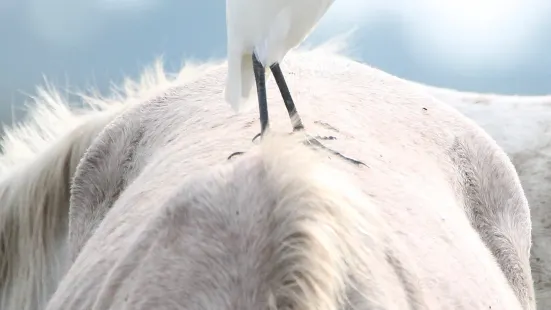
[47,50,532,309]
[49,134,522,309]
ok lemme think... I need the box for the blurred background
[1,0,550,125]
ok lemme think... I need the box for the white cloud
[399,0,549,72]
[319,0,550,73]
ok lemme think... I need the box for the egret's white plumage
[224,0,335,112]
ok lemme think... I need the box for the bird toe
[227,151,246,161]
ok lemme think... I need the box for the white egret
[225,0,334,133]
[224,0,364,165]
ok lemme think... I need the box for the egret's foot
[229,135,364,166]
[289,127,337,141]
[293,131,337,142]
[227,151,245,161]
[293,123,305,132]
[252,131,336,144]
[303,136,366,167]
[252,132,262,144]
[314,135,337,141]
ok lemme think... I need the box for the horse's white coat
[421,85,551,308]
[62,48,535,308]
[225,0,334,110]
[0,41,538,309]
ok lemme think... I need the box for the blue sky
[1,0,550,123]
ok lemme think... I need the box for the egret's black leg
[268,62,364,165]
[229,56,364,166]
[270,63,305,132]
[253,53,269,137]
[228,53,269,160]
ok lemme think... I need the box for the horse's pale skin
[0,44,535,309]
[423,86,551,308]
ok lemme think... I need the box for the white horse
[0,43,535,309]
[418,84,551,308]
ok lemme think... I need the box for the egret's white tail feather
[225,52,255,113]
[254,7,292,66]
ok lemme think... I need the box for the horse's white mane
[192,134,381,309]
[0,58,218,310]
